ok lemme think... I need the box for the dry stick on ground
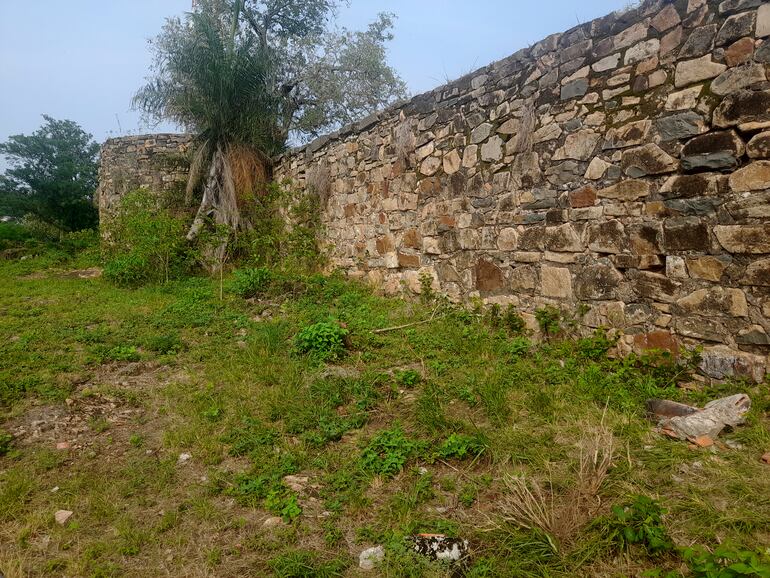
[372,305,444,334]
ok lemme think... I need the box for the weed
[602,495,674,556]
[360,425,423,478]
[535,305,562,336]
[228,266,273,298]
[682,544,770,577]
[143,333,183,354]
[223,417,278,457]
[268,549,348,578]
[0,430,13,456]
[395,368,421,388]
[294,321,349,361]
[437,432,487,460]
[266,489,303,522]
[105,345,140,362]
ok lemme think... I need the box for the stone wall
[275,0,770,381]
[98,134,193,220]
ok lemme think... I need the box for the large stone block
[663,217,710,252]
[710,63,767,96]
[621,144,678,177]
[597,179,652,200]
[540,265,573,299]
[728,161,770,192]
[699,345,766,383]
[713,89,770,131]
[575,262,623,299]
[714,225,770,253]
[475,259,505,292]
[741,258,770,286]
[681,130,745,171]
[587,220,628,254]
[676,287,748,317]
[544,224,584,252]
[747,131,770,159]
[674,55,726,87]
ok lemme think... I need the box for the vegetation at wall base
[1,231,768,576]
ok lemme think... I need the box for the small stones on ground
[262,516,285,529]
[55,510,73,525]
[761,452,770,465]
[56,441,71,450]
[177,452,192,465]
[359,545,385,570]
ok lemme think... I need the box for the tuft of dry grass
[498,424,615,550]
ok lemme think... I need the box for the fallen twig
[372,306,443,334]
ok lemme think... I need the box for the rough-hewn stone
[681,130,745,171]
[747,132,770,159]
[729,161,770,192]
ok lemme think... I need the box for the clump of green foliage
[682,544,770,577]
[602,495,674,556]
[227,266,274,298]
[535,305,563,337]
[103,190,192,287]
[268,550,349,578]
[0,430,13,456]
[436,432,487,460]
[360,425,423,478]
[294,321,349,361]
[265,489,302,522]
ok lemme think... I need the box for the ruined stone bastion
[100,0,770,381]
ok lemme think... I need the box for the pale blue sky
[0,0,629,150]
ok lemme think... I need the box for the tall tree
[0,116,99,231]
[135,1,283,245]
[135,0,407,246]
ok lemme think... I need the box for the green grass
[1,246,769,577]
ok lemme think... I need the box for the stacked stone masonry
[273,0,770,381]
[98,134,193,220]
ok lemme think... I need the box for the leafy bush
[437,432,487,460]
[603,495,674,556]
[265,489,302,522]
[395,369,421,388]
[360,425,423,478]
[535,306,562,337]
[228,267,273,298]
[103,190,191,287]
[683,544,770,577]
[105,345,140,362]
[144,333,183,355]
[294,321,349,361]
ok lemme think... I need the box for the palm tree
[133,0,283,250]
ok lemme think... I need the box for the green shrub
[360,425,422,478]
[294,321,349,361]
[102,190,191,287]
[105,345,140,362]
[535,305,562,336]
[144,333,183,355]
[602,495,674,556]
[228,267,273,298]
[437,432,487,460]
[683,544,770,577]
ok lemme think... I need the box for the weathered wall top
[98,133,193,219]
